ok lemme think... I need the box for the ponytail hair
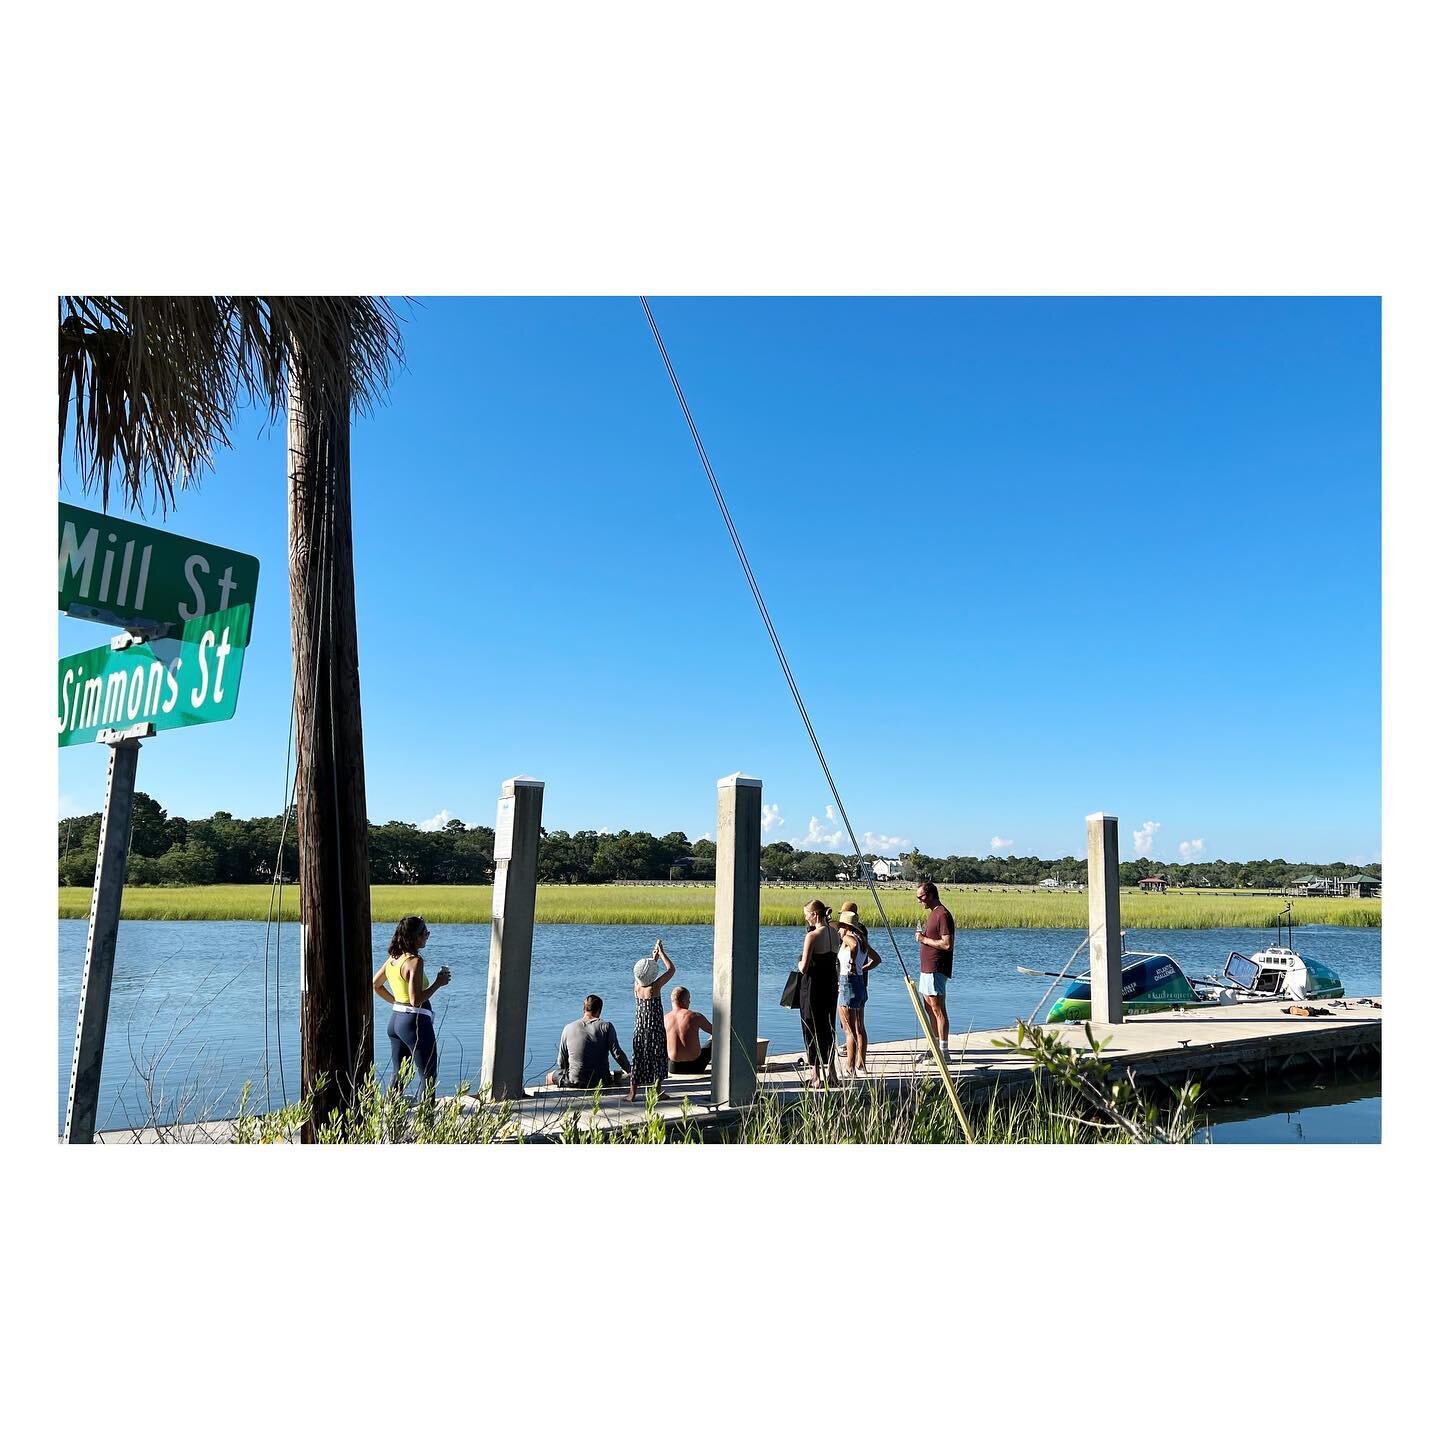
[805,898,831,924]
[388,915,429,959]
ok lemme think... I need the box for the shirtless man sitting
[664,986,714,1074]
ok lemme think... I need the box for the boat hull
[1046,953,1205,1024]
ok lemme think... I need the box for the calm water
[1194,1073,1382,1143]
[57,921,1382,1137]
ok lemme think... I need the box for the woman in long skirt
[629,938,676,1102]
[797,899,841,1089]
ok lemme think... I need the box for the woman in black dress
[797,899,841,1089]
[629,938,676,1102]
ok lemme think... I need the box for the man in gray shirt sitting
[546,994,631,1088]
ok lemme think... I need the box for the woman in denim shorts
[836,908,883,1076]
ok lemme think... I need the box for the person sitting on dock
[664,986,713,1074]
[547,995,631,1089]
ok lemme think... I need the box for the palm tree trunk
[287,359,374,1141]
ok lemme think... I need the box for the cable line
[639,297,972,1138]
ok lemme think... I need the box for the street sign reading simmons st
[58,502,260,635]
[58,604,253,748]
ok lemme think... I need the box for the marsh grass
[226,1075,1190,1145]
[233,1069,524,1144]
[731,1075,1176,1144]
[58,882,1381,929]
[226,1027,1198,1145]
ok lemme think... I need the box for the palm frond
[58,296,404,513]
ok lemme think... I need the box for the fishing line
[639,298,971,1135]
[1024,923,1105,1026]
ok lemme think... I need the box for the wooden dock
[92,994,1380,1143]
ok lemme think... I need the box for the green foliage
[59,796,1380,913]
[991,1020,1202,1143]
[552,1086,699,1144]
[233,1069,521,1144]
[228,1069,1187,1146]
[731,1076,1147,1144]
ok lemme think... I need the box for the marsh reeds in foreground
[231,1077,1196,1145]
[232,1022,1200,1145]
[60,882,1381,929]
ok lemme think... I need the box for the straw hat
[634,953,662,987]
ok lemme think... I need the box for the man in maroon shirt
[914,880,955,1061]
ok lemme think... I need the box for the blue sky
[57,297,1380,864]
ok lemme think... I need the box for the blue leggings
[387,1010,438,1088]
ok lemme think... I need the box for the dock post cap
[1084,811,1118,823]
[717,772,762,788]
[502,775,545,792]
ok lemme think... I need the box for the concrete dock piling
[712,773,762,1107]
[481,776,544,1099]
[1086,811,1124,1024]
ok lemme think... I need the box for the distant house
[1138,876,1168,893]
[1337,873,1381,899]
[871,858,905,881]
[1040,877,1059,889]
[1289,873,1381,899]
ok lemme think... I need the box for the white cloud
[804,808,846,849]
[1178,838,1206,860]
[990,835,1014,852]
[1133,820,1162,857]
[761,803,785,835]
[798,805,908,855]
[417,809,453,832]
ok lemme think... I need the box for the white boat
[1193,905,1344,1005]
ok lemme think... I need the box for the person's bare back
[664,1000,712,1061]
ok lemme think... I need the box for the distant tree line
[57,794,497,889]
[56,795,1379,891]
[898,849,1380,891]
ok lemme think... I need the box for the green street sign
[58,604,252,748]
[58,502,260,636]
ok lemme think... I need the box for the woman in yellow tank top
[372,915,450,1089]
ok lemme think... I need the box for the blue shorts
[919,971,948,999]
[839,974,868,1009]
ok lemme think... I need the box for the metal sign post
[63,722,152,1144]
